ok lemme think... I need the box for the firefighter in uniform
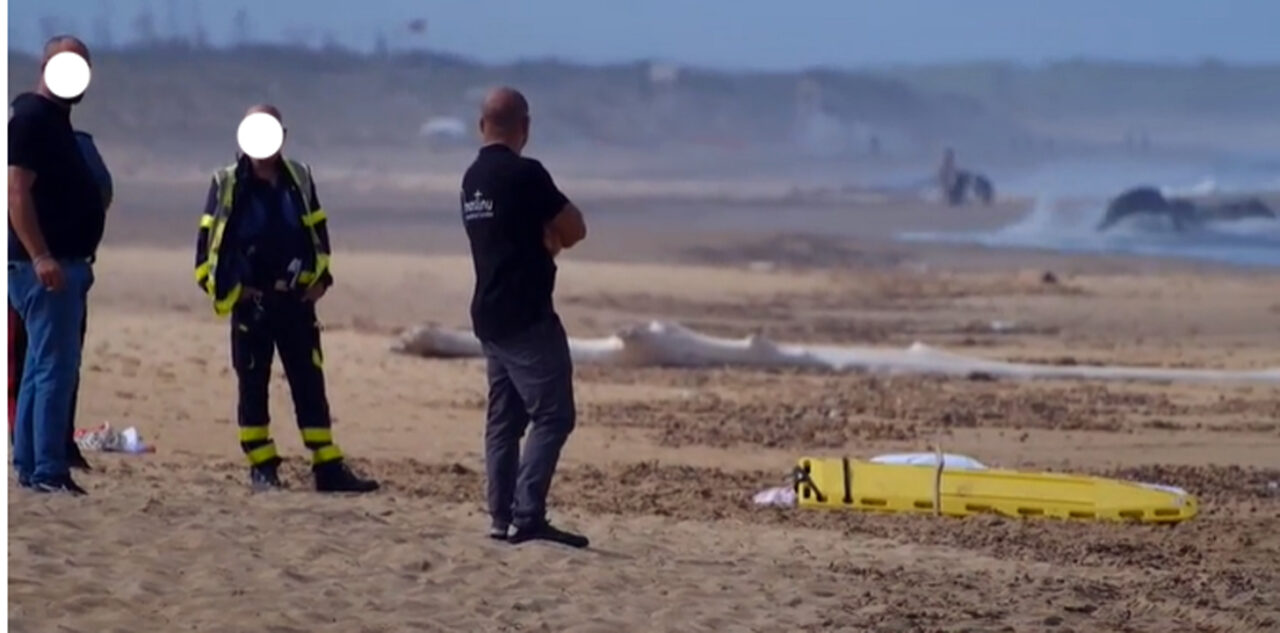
[193,104,378,493]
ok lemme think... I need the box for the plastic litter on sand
[74,422,154,454]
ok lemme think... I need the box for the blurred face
[250,127,286,166]
[42,48,92,105]
[238,110,286,166]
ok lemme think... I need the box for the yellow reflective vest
[193,156,332,316]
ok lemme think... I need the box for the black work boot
[314,460,379,493]
[249,461,284,491]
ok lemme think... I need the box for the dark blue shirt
[232,175,310,289]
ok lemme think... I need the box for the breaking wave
[900,195,1280,268]
[898,156,1280,268]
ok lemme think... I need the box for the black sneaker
[488,524,510,541]
[16,474,33,489]
[314,461,380,493]
[250,463,284,491]
[509,521,589,549]
[32,476,87,496]
[68,442,92,471]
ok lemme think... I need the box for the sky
[9,0,1280,70]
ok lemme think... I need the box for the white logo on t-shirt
[462,189,495,220]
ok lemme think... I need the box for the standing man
[11,129,112,471]
[461,87,589,547]
[937,147,959,206]
[193,104,378,493]
[8,36,105,494]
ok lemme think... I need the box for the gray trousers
[482,315,576,529]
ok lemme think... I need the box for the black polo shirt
[7,93,106,261]
[461,144,569,342]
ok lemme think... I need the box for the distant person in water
[936,148,995,207]
[937,148,958,204]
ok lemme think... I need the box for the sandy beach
[8,175,1280,633]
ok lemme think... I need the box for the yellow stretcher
[793,457,1197,524]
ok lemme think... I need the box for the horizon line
[8,42,1280,74]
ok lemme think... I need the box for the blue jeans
[8,259,93,483]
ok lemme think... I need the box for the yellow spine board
[793,457,1197,524]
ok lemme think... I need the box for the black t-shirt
[8,93,106,261]
[461,145,569,342]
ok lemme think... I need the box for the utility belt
[242,258,310,320]
[246,256,305,293]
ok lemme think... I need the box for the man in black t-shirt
[460,87,589,548]
[8,36,106,495]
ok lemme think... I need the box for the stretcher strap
[841,457,854,504]
[791,465,826,503]
[932,446,945,516]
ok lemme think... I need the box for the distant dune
[12,47,1280,162]
[8,46,1006,155]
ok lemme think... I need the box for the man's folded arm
[546,202,586,249]
[528,160,586,249]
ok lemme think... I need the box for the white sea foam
[902,159,1280,268]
